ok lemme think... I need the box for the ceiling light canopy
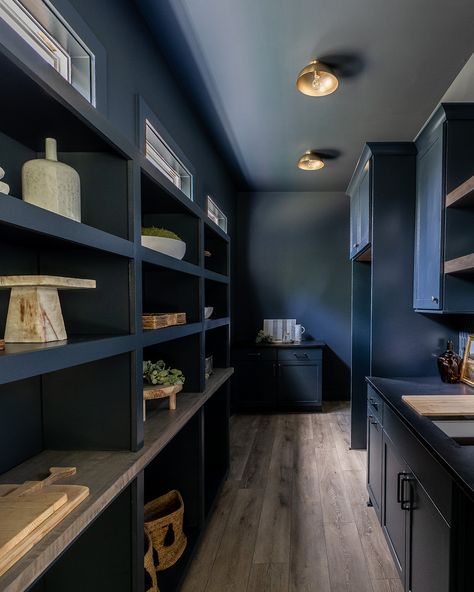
[296,59,339,97]
[297,151,325,171]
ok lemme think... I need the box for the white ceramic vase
[0,167,9,195]
[22,138,81,221]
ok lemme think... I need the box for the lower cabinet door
[409,477,450,592]
[233,361,276,409]
[383,433,408,582]
[277,362,321,408]
[367,412,383,521]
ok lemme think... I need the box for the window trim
[207,195,228,233]
[0,0,107,112]
[138,96,195,201]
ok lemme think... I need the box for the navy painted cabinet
[367,390,451,591]
[232,344,323,410]
[350,162,371,259]
[413,126,444,310]
[413,103,474,313]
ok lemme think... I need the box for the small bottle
[437,340,462,383]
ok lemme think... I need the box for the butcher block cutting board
[402,395,474,417]
[0,468,89,577]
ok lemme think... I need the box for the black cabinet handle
[369,397,379,411]
[294,353,309,360]
[401,474,414,510]
[431,296,439,304]
[397,472,404,504]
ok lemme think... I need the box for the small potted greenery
[143,360,185,386]
[141,227,186,260]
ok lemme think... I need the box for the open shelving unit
[444,174,474,310]
[0,40,232,592]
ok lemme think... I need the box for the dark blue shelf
[141,322,203,347]
[0,334,136,385]
[0,195,134,258]
[203,269,230,284]
[139,245,202,276]
[204,318,230,331]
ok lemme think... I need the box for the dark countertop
[233,339,326,349]
[367,376,474,500]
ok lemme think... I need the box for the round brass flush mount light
[297,151,325,170]
[296,59,339,97]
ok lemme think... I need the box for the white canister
[295,324,306,342]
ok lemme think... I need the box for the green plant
[255,329,273,344]
[141,227,182,241]
[143,360,185,386]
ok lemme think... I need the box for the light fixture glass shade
[296,60,338,96]
[298,151,325,170]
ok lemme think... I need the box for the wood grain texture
[204,488,263,592]
[402,394,474,416]
[0,368,233,592]
[240,415,276,489]
[253,417,293,563]
[446,175,474,208]
[324,521,373,592]
[318,445,354,524]
[181,402,402,592]
[444,253,474,275]
[247,563,289,592]
[0,276,96,289]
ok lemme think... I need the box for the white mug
[295,324,305,342]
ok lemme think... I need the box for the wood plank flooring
[181,403,402,592]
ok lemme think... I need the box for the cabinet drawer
[367,387,383,423]
[277,348,322,362]
[232,348,276,361]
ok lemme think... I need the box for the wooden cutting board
[0,491,67,559]
[402,395,474,416]
[0,483,89,577]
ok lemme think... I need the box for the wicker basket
[144,530,159,592]
[142,313,186,330]
[144,490,187,572]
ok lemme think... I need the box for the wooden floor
[181,402,402,592]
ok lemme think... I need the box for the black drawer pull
[294,353,309,360]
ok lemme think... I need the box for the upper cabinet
[414,104,474,313]
[349,156,371,259]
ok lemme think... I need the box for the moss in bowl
[141,227,186,260]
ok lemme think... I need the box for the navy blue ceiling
[136,0,474,192]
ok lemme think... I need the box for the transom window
[0,0,95,104]
[145,119,193,200]
[207,196,227,233]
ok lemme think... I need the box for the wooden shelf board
[141,322,203,347]
[0,368,233,592]
[140,246,202,277]
[203,269,230,284]
[204,318,230,331]
[446,176,474,208]
[0,335,135,386]
[0,195,134,258]
[444,253,474,275]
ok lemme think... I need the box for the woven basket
[144,530,159,592]
[144,490,187,572]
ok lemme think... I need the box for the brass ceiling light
[298,151,325,171]
[296,59,339,96]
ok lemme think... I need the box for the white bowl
[204,307,214,319]
[141,236,186,260]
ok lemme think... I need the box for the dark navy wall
[62,0,236,231]
[235,191,351,400]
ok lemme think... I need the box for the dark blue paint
[234,191,351,400]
